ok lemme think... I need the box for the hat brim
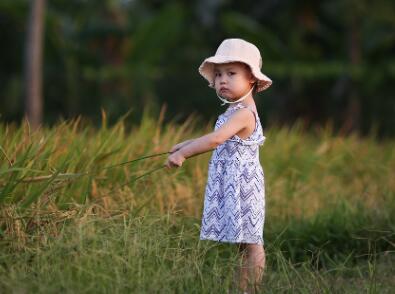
[198,55,272,92]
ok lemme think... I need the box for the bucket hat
[198,38,272,92]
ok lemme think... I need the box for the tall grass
[0,107,394,292]
[0,213,393,293]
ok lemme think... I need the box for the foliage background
[0,0,394,136]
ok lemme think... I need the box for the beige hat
[198,38,272,92]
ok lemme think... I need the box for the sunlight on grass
[0,108,394,292]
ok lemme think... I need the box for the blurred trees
[0,0,394,137]
[24,0,46,129]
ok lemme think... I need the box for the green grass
[0,109,394,292]
[0,213,394,293]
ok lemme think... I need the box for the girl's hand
[166,151,186,169]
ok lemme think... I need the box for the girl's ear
[242,63,256,84]
[247,69,257,84]
[249,75,257,85]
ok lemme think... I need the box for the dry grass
[0,108,394,292]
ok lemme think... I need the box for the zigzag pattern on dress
[200,102,266,244]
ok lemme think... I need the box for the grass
[0,107,394,292]
[0,213,394,293]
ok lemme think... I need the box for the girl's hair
[241,63,258,95]
[252,82,258,95]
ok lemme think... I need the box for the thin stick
[112,164,167,191]
[0,151,171,186]
[100,152,170,171]
[2,149,213,186]
[81,149,213,199]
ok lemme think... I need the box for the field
[0,109,394,293]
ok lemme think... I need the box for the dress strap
[229,103,259,124]
[236,104,259,136]
[225,103,265,145]
[237,104,258,120]
[245,105,257,116]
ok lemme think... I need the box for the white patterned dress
[200,102,266,244]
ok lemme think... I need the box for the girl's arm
[166,108,254,168]
[169,139,195,153]
[181,108,254,158]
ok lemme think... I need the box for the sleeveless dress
[200,102,266,244]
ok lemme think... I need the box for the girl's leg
[237,243,265,293]
[248,244,266,292]
[232,244,246,293]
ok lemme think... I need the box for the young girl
[166,38,272,293]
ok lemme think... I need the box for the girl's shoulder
[220,102,265,145]
[226,102,259,119]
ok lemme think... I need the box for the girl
[166,38,272,293]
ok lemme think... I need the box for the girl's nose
[219,76,227,84]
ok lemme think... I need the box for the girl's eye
[215,72,221,77]
[228,72,236,76]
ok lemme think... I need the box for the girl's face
[213,62,256,101]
